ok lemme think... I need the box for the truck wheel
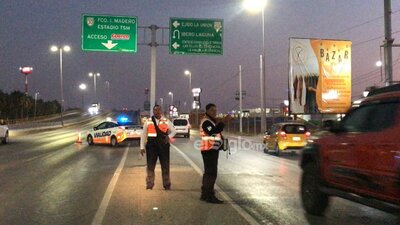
[301,163,330,216]
[110,136,118,147]
[87,135,94,145]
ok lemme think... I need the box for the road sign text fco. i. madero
[169,18,223,55]
[82,14,138,53]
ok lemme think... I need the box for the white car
[173,118,190,138]
[0,121,9,144]
[87,120,142,146]
[88,103,100,115]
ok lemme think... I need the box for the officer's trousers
[201,150,219,196]
[145,139,171,189]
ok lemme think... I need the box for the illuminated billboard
[289,38,352,114]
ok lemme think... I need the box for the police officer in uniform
[140,105,176,190]
[199,103,225,203]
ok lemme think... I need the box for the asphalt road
[0,122,398,225]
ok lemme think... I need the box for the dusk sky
[1,0,399,113]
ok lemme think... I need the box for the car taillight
[188,124,191,128]
[305,131,311,137]
[280,131,287,138]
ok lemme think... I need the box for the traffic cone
[76,132,82,143]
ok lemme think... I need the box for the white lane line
[171,144,261,225]
[91,146,129,225]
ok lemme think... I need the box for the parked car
[263,122,310,155]
[300,85,400,216]
[0,120,9,144]
[173,118,190,138]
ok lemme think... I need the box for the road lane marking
[171,144,261,225]
[91,146,129,225]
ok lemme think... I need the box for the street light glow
[89,72,100,77]
[51,45,71,52]
[79,83,87,90]
[63,45,71,52]
[376,61,382,67]
[184,70,191,75]
[243,0,267,13]
[50,45,58,52]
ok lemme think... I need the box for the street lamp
[184,70,192,112]
[88,72,100,102]
[79,83,87,110]
[51,45,70,126]
[243,0,267,133]
[168,91,174,106]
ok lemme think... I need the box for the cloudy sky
[1,0,399,113]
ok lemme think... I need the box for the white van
[173,118,190,138]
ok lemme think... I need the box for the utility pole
[384,0,394,86]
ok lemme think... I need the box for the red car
[300,85,400,216]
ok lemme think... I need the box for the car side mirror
[93,127,98,131]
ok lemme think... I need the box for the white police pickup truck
[0,120,9,144]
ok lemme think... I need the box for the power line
[332,9,400,35]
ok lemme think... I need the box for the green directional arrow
[82,14,137,53]
[169,18,223,55]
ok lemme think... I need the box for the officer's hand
[140,149,146,156]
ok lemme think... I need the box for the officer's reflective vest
[146,117,169,137]
[200,118,222,151]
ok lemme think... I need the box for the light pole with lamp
[243,0,267,134]
[168,92,174,106]
[184,70,192,112]
[51,45,70,126]
[88,72,100,102]
[79,83,87,110]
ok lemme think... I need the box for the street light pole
[239,65,243,133]
[34,92,39,120]
[105,81,110,110]
[79,83,87,110]
[168,92,174,106]
[184,70,192,112]
[159,98,164,110]
[89,72,100,102]
[51,45,70,127]
[243,0,267,134]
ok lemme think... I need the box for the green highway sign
[82,14,137,53]
[169,18,223,55]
